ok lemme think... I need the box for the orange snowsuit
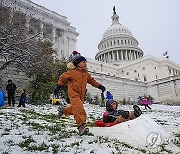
[57,67,100,126]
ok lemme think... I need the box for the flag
[163,51,169,58]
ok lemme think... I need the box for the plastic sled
[95,120,120,127]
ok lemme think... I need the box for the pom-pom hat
[72,51,87,66]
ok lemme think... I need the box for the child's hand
[98,84,106,92]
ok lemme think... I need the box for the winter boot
[133,105,142,117]
[57,105,64,119]
[78,124,89,136]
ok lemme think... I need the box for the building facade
[1,1,180,102]
[0,0,78,87]
[0,0,78,59]
[87,7,180,102]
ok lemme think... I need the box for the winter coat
[6,83,16,94]
[0,89,6,107]
[103,100,129,123]
[58,67,100,102]
[57,67,101,126]
[19,92,26,103]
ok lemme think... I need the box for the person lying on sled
[103,99,142,123]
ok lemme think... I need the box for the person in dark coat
[103,99,142,123]
[6,80,17,106]
[17,89,26,107]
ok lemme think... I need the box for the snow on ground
[91,115,170,147]
[0,103,180,154]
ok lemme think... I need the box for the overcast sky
[32,0,180,64]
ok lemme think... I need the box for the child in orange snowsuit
[54,51,105,136]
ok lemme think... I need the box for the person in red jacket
[54,51,106,136]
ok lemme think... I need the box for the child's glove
[98,84,106,92]
[54,85,62,95]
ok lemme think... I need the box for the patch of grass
[18,136,36,149]
[1,128,11,136]
[70,140,83,147]
[155,119,168,125]
[27,142,49,152]
[2,150,10,154]
[5,139,15,146]
[51,144,59,154]
[174,133,180,147]
[60,143,71,152]
[159,144,172,153]
[86,121,95,127]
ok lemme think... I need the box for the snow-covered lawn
[0,103,180,154]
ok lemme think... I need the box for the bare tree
[0,2,58,102]
[0,2,56,73]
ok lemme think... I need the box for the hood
[106,99,118,111]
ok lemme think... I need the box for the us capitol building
[1,0,180,102]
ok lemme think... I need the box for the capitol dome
[95,6,144,65]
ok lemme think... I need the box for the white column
[133,51,136,60]
[63,31,67,57]
[102,54,104,62]
[39,21,44,39]
[9,10,13,23]
[117,50,119,60]
[25,15,30,32]
[135,51,137,59]
[112,51,115,62]
[121,50,123,60]
[130,50,133,60]
[125,50,128,60]
[107,52,110,62]
[52,26,56,44]
[100,55,102,61]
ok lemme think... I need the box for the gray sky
[32,0,180,64]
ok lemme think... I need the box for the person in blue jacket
[0,87,6,107]
[17,89,26,107]
[106,91,113,100]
